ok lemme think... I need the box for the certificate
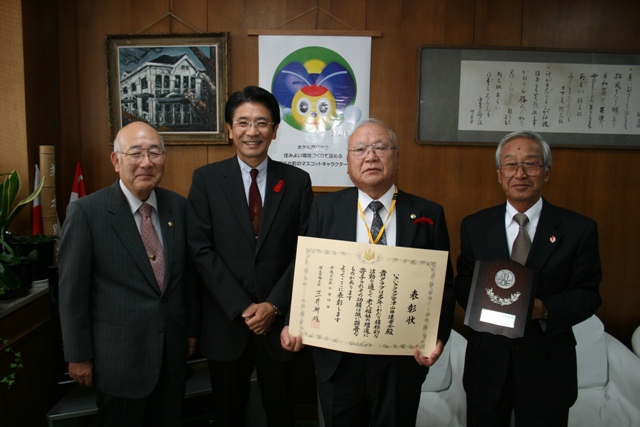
[289,236,449,357]
[463,259,537,338]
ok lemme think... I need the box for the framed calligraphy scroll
[289,236,449,357]
[417,46,640,148]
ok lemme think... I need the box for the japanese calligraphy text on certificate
[289,236,449,357]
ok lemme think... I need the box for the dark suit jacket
[187,156,313,362]
[455,198,602,412]
[306,186,456,382]
[59,181,199,399]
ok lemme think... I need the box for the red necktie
[249,169,262,236]
[139,202,165,291]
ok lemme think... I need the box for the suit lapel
[487,205,510,259]
[107,183,159,291]
[334,188,358,241]
[258,159,284,253]
[527,200,562,270]
[157,191,175,293]
[221,158,257,249]
[395,190,417,247]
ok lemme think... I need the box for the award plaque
[463,259,537,338]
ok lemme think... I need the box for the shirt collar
[118,180,158,215]
[358,185,396,212]
[237,156,268,176]
[505,197,543,228]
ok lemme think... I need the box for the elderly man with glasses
[59,121,200,426]
[455,130,602,427]
[281,118,456,427]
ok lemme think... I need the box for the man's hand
[187,337,198,358]
[280,325,304,352]
[531,298,548,320]
[69,360,94,387]
[413,339,444,367]
[242,302,276,335]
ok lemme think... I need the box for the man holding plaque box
[455,130,602,427]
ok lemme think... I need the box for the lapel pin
[550,236,556,243]
[168,221,174,227]
[410,214,416,219]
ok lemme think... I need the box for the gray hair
[495,130,552,171]
[350,118,398,150]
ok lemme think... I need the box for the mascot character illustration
[272,47,359,133]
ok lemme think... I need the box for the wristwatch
[271,303,283,316]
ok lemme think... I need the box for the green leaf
[0,170,45,236]
[0,263,21,290]
[0,171,20,233]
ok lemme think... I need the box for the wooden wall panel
[51,0,640,345]
[22,0,62,210]
[0,0,30,234]
[57,0,82,208]
[474,0,523,46]
[523,0,640,50]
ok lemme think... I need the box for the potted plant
[0,170,44,296]
[9,234,58,282]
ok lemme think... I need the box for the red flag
[70,162,86,203]
[32,164,42,235]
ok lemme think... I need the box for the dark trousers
[207,333,296,427]
[316,353,425,427]
[94,350,185,427]
[466,360,570,427]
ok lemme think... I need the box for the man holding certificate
[281,119,456,427]
[455,131,602,427]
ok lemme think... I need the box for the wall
[0,0,30,234]
[50,0,640,345]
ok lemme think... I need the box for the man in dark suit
[455,130,602,427]
[281,118,456,427]
[187,86,314,427]
[58,121,199,426]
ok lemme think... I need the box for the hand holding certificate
[289,236,449,357]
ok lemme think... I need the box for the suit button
[157,328,164,333]
[160,297,166,303]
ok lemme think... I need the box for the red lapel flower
[273,179,285,193]
[413,217,433,225]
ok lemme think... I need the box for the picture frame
[106,33,230,145]
[417,46,640,149]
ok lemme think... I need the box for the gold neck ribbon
[357,186,398,245]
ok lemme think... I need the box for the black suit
[187,156,313,426]
[455,198,602,425]
[59,182,199,424]
[307,186,455,427]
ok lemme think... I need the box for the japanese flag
[70,162,86,203]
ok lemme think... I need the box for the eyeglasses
[499,162,545,177]
[116,148,166,163]
[232,120,275,131]
[348,144,397,158]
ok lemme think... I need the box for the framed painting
[106,33,229,145]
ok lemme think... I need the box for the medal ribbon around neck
[357,186,398,245]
